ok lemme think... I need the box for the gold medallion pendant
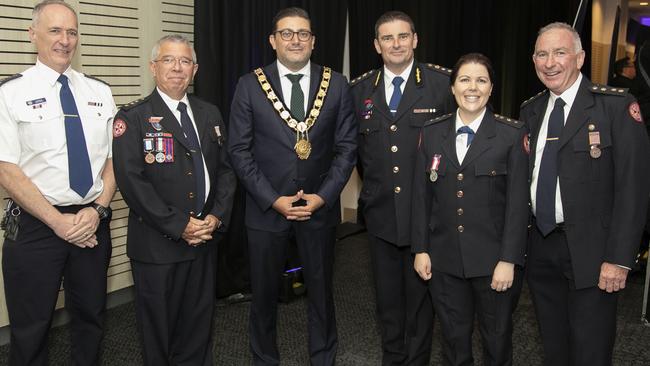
[295,138,312,160]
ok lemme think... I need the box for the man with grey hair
[520,21,650,365]
[112,34,235,365]
[0,0,116,364]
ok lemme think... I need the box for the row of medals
[254,67,332,160]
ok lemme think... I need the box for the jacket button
[458,225,464,232]
[186,152,191,157]
[393,166,399,173]
[394,186,401,193]
[457,208,464,216]
[456,190,464,198]
[189,192,195,199]
[490,170,497,176]
[187,171,193,176]
[189,211,195,216]
[390,124,397,132]
[457,173,464,181]
[391,145,398,152]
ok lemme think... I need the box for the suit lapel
[264,62,296,146]
[151,89,192,152]
[460,112,495,169]
[558,79,593,151]
[306,63,320,112]
[527,93,549,178]
[370,69,392,122]
[441,118,460,169]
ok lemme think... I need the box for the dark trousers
[368,234,433,366]
[247,226,337,366]
[2,206,112,366]
[130,244,217,366]
[527,227,618,366]
[429,268,522,366]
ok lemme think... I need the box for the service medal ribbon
[429,154,441,182]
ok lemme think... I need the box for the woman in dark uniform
[411,53,529,366]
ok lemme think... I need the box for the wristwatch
[92,203,112,220]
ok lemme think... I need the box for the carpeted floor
[0,229,648,365]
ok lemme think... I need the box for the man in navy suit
[228,7,357,366]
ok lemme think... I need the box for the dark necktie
[389,76,404,116]
[457,125,475,146]
[286,74,305,121]
[58,74,93,198]
[536,97,566,236]
[177,102,206,213]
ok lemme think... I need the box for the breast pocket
[16,106,65,151]
[475,163,508,206]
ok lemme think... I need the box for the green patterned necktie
[286,74,304,121]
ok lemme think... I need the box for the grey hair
[150,34,197,63]
[32,0,78,27]
[537,22,583,52]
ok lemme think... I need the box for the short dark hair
[449,53,496,86]
[271,7,311,33]
[613,57,632,75]
[374,11,416,39]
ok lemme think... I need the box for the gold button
[391,146,398,152]
[456,190,464,198]
[393,166,399,173]
[457,173,464,181]
[458,225,464,232]
[490,170,497,176]
[189,211,195,216]
[187,171,193,176]
[457,208,464,216]
[189,192,195,199]
[390,125,397,132]
[394,186,401,193]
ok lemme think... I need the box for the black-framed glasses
[154,56,194,67]
[275,29,313,42]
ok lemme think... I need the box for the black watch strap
[92,203,111,220]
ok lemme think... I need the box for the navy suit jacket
[520,77,650,288]
[113,89,236,264]
[228,62,357,231]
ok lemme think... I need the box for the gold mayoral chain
[254,67,332,160]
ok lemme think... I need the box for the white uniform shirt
[454,108,486,164]
[157,87,211,202]
[0,60,117,205]
[277,60,311,116]
[530,74,582,224]
[383,61,413,107]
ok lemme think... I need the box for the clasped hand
[182,214,220,246]
[51,207,100,248]
[272,190,325,221]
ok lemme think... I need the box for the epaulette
[83,73,110,87]
[590,84,627,96]
[493,113,524,128]
[0,74,22,87]
[120,96,149,111]
[520,90,548,109]
[350,69,378,87]
[424,63,452,76]
[423,113,453,126]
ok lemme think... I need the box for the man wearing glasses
[112,34,235,365]
[350,11,453,365]
[228,7,357,366]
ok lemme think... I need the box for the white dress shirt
[530,73,583,223]
[157,87,210,202]
[277,61,311,117]
[383,61,413,107]
[454,108,486,164]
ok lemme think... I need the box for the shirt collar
[454,107,486,133]
[549,73,582,109]
[36,59,73,87]
[277,60,311,80]
[383,60,414,87]
[157,87,190,112]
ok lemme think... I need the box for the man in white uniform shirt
[0,1,117,365]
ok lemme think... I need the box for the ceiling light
[641,2,649,6]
